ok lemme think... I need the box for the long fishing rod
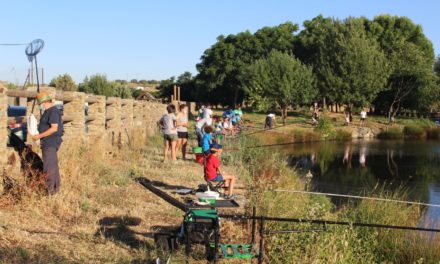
[0,43,28,46]
[270,189,440,208]
[234,120,305,139]
[219,213,440,233]
[223,138,322,151]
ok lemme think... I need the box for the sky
[1,0,439,85]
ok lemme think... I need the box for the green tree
[196,22,299,106]
[367,15,436,120]
[112,82,132,98]
[317,19,390,115]
[435,56,440,79]
[375,43,437,121]
[79,74,114,97]
[243,51,317,124]
[130,79,138,84]
[296,15,337,108]
[50,73,77,91]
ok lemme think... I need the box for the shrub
[377,128,403,140]
[335,129,352,141]
[403,125,425,139]
[315,116,335,139]
[426,127,440,140]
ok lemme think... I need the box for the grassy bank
[1,120,439,263]
[226,134,440,263]
[0,129,247,263]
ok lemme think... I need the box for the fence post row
[0,84,168,157]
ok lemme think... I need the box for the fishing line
[0,43,29,46]
[270,189,440,208]
[234,120,305,139]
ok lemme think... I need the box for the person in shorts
[360,110,367,126]
[159,104,178,162]
[204,143,236,196]
[176,104,189,160]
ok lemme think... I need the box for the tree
[130,79,138,84]
[367,15,437,121]
[375,43,437,121]
[112,82,132,99]
[435,56,440,79]
[243,51,317,124]
[295,15,337,108]
[196,22,299,106]
[316,19,390,115]
[50,73,77,91]
[79,74,114,97]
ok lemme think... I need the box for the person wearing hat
[204,143,236,196]
[31,91,63,195]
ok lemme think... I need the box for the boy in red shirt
[204,143,236,196]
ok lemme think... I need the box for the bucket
[193,147,203,154]
[195,153,204,164]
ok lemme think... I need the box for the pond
[285,139,440,229]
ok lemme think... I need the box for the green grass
[403,125,426,139]
[378,128,404,140]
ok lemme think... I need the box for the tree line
[161,14,440,123]
[48,74,158,99]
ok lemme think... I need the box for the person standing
[203,104,213,126]
[195,117,206,147]
[31,92,63,195]
[176,104,189,160]
[360,109,367,126]
[159,104,178,162]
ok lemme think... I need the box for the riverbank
[1,118,440,263]
[241,110,439,143]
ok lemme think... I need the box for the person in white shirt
[203,104,213,126]
[360,110,367,126]
[195,118,206,147]
[265,113,276,128]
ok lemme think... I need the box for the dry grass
[0,130,246,263]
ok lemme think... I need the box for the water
[285,139,440,227]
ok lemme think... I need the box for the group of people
[344,109,367,126]
[158,104,190,162]
[195,105,244,150]
[159,103,241,196]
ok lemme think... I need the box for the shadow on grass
[95,216,155,250]
[149,180,193,191]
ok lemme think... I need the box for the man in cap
[31,91,63,195]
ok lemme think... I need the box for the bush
[335,129,352,141]
[426,127,440,140]
[377,128,403,140]
[403,125,425,139]
[315,116,335,139]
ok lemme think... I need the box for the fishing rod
[219,213,440,233]
[270,189,440,208]
[234,120,305,139]
[223,138,323,151]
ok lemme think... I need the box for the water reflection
[286,140,440,224]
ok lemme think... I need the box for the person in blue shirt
[202,125,214,153]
